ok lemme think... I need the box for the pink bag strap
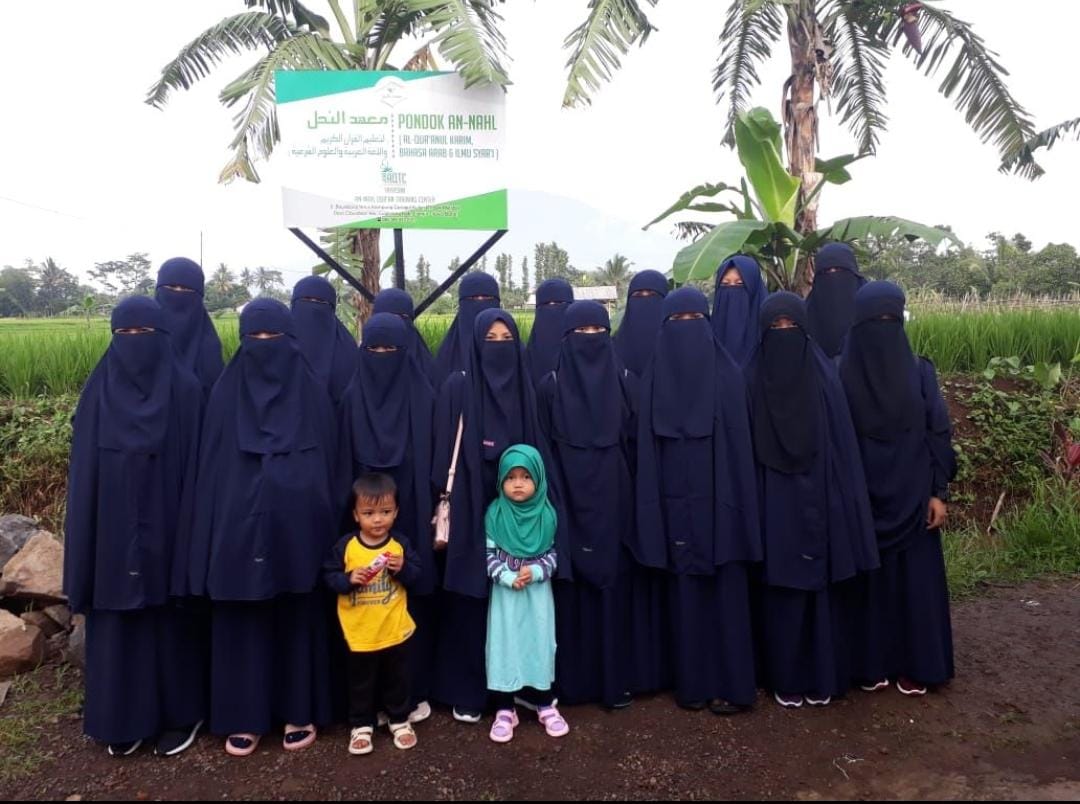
[445,414,464,495]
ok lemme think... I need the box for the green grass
[0,311,535,398]
[0,664,83,784]
[945,479,1080,598]
[907,309,1080,373]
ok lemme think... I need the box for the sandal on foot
[489,709,518,743]
[538,705,570,738]
[225,733,260,757]
[283,724,316,751]
[348,726,374,756]
[388,721,417,750]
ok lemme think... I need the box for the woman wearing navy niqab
[840,282,956,694]
[526,278,574,387]
[711,254,767,366]
[806,242,867,358]
[535,301,637,708]
[430,307,566,720]
[187,298,339,754]
[372,288,437,389]
[633,287,763,713]
[432,272,500,387]
[339,312,436,710]
[64,295,205,756]
[745,291,878,707]
[614,270,668,377]
[290,275,357,404]
[155,257,224,397]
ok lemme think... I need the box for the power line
[0,194,88,221]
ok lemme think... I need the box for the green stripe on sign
[338,190,508,231]
[275,70,443,103]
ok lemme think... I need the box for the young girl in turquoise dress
[484,444,570,743]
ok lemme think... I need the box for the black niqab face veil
[615,270,668,376]
[840,281,922,439]
[651,287,715,439]
[99,296,173,452]
[751,292,820,474]
[236,298,313,454]
[350,313,410,468]
[551,300,623,448]
[472,308,527,461]
[527,278,574,386]
[806,242,866,358]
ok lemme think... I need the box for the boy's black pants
[348,642,410,729]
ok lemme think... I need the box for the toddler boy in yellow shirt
[323,473,419,755]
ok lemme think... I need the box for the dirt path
[2,577,1078,801]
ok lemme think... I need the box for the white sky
[1,0,1077,290]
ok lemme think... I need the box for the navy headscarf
[290,275,357,404]
[840,282,921,440]
[840,282,955,553]
[373,288,437,388]
[434,307,558,597]
[614,270,668,376]
[155,257,224,395]
[526,278,574,387]
[342,312,436,591]
[632,287,762,574]
[433,272,500,387]
[806,243,867,358]
[64,296,203,613]
[187,298,341,600]
[551,301,624,449]
[473,308,528,463]
[750,292,821,475]
[744,291,879,589]
[348,314,411,469]
[711,254,767,366]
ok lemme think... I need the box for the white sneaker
[774,692,804,709]
[377,700,432,727]
[513,695,559,712]
[805,695,832,707]
[860,679,889,692]
[452,707,482,723]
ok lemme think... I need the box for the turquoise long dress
[485,537,558,692]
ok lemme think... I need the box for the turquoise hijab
[485,444,557,558]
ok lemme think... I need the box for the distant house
[526,285,619,311]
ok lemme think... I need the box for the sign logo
[377,77,407,108]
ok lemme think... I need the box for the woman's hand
[927,497,947,530]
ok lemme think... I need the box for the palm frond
[825,6,889,155]
[562,0,657,108]
[883,3,1037,178]
[403,43,440,71]
[367,2,424,67]
[146,12,295,108]
[672,221,715,242]
[243,0,331,35]
[1000,116,1080,176]
[713,0,783,146]
[405,0,510,87]
[217,34,350,182]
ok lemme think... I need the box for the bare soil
[1,578,1077,801]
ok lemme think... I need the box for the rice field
[1,306,1078,397]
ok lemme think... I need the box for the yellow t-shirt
[337,535,415,652]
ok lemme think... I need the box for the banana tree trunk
[350,229,380,332]
[786,0,822,296]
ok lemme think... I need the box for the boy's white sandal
[388,721,417,750]
[349,726,374,755]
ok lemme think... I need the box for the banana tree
[647,107,960,289]
[563,1,1037,291]
[147,0,510,322]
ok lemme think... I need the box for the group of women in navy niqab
[66,244,955,759]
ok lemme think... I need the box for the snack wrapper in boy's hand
[352,551,394,586]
